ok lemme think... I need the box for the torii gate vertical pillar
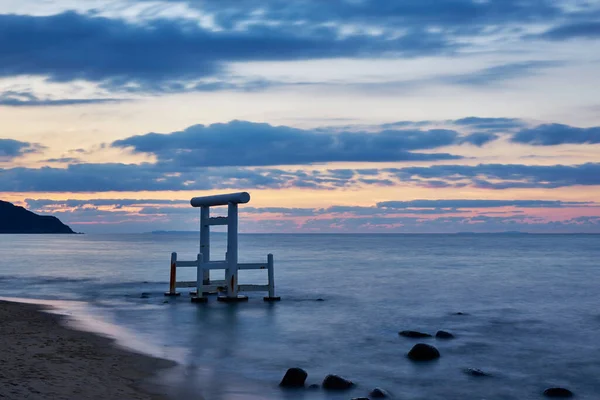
[200,206,210,285]
[225,202,239,298]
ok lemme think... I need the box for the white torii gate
[165,192,280,303]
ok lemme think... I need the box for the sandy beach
[0,300,175,400]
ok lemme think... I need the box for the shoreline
[0,299,177,400]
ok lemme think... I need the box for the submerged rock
[140,293,150,299]
[322,374,354,390]
[452,312,469,316]
[464,368,491,377]
[307,384,319,389]
[435,330,455,339]
[279,368,308,388]
[370,387,391,398]
[316,298,325,302]
[407,343,440,361]
[543,388,574,398]
[399,330,432,338]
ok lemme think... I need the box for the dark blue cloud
[26,198,595,225]
[377,199,592,209]
[0,3,591,97]
[381,121,432,129]
[112,120,464,166]
[0,11,453,87]
[445,61,562,86]
[25,198,189,209]
[511,123,600,145]
[453,117,526,130]
[319,205,468,215]
[4,161,600,193]
[461,132,500,146]
[0,90,121,107]
[0,163,389,192]
[391,162,600,189]
[243,207,317,217]
[0,164,180,192]
[0,138,45,160]
[43,157,82,163]
[0,1,594,98]
[539,21,600,40]
[173,0,562,31]
[191,79,278,93]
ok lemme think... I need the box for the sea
[0,233,599,400]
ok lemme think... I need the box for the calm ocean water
[0,233,599,400]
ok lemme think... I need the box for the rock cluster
[277,315,576,399]
[279,369,393,398]
[398,329,455,339]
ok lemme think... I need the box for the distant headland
[0,200,75,234]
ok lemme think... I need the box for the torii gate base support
[217,295,249,303]
[190,296,208,303]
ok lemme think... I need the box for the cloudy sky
[1,0,600,233]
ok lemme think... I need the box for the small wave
[0,275,96,284]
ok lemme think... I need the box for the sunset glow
[1,0,599,233]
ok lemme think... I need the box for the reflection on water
[1,233,600,399]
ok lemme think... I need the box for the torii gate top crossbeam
[190,192,250,207]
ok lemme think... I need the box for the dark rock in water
[140,293,150,299]
[307,384,320,389]
[322,374,354,390]
[407,343,440,361]
[370,387,391,398]
[543,388,574,398]
[452,312,469,316]
[399,330,432,338]
[464,368,491,377]
[316,298,325,302]
[435,330,455,339]
[279,368,308,388]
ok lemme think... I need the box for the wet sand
[0,300,176,400]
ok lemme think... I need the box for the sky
[1,0,600,233]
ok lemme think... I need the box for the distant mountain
[0,200,75,234]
